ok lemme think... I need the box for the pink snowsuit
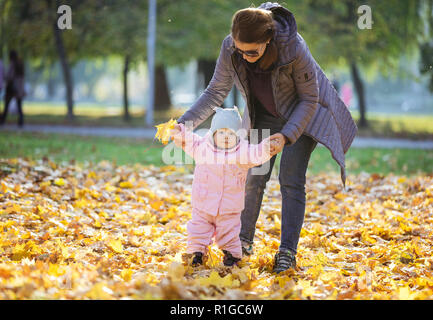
[172,122,273,258]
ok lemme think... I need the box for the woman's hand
[269,133,288,155]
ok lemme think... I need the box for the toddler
[170,106,273,267]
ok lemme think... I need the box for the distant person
[341,82,353,108]
[0,50,25,127]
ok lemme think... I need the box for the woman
[176,2,357,273]
[0,50,25,127]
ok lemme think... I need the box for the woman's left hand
[269,133,288,155]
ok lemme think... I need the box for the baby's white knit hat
[209,106,242,139]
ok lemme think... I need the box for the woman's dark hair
[231,8,278,70]
[9,50,24,77]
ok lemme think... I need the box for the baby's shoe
[223,250,241,267]
[191,252,204,266]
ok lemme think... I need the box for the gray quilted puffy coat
[178,2,358,189]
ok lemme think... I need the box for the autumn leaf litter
[1,158,433,300]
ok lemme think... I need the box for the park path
[1,123,433,149]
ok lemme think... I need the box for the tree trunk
[351,62,368,128]
[198,59,216,87]
[53,22,74,121]
[419,42,433,92]
[154,65,171,111]
[197,58,225,107]
[123,55,130,121]
[0,0,6,60]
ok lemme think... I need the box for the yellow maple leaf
[397,177,406,184]
[197,271,240,288]
[273,214,281,229]
[107,239,123,253]
[166,206,177,219]
[86,282,114,299]
[398,286,414,300]
[88,171,97,179]
[150,200,164,210]
[5,203,21,215]
[306,264,323,279]
[11,243,27,261]
[313,252,328,265]
[39,181,51,187]
[167,262,185,280]
[297,279,316,298]
[154,118,177,145]
[276,275,294,288]
[48,263,66,277]
[58,243,69,258]
[119,181,133,189]
[105,184,117,192]
[93,220,102,228]
[120,268,133,281]
[54,178,66,186]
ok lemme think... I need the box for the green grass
[350,110,433,140]
[307,146,433,176]
[1,130,432,177]
[0,131,165,167]
[1,102,432,139]
[1,101,187,128]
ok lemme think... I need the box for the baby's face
[213,128,238,149]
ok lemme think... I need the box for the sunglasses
[234,47,260,57]
[234,42,267,57]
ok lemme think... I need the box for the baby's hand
[170,123,186,147]
[269,138,280,155]
[258,137,272,152]
[170,124,182,137]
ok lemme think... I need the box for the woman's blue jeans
[239,112,318,255]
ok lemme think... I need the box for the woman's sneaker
[191,252,203,266]
[241,240,254,256]
[223,250,241,267]
[272,250,296,274]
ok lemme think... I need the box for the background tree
[156,0,251,109]
[1,0,431,126]
[2,0,111,121]
[291,0,426,128]
[419,0,433,92]
[92,1,148,121]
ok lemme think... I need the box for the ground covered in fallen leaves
[0,158,433,300]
